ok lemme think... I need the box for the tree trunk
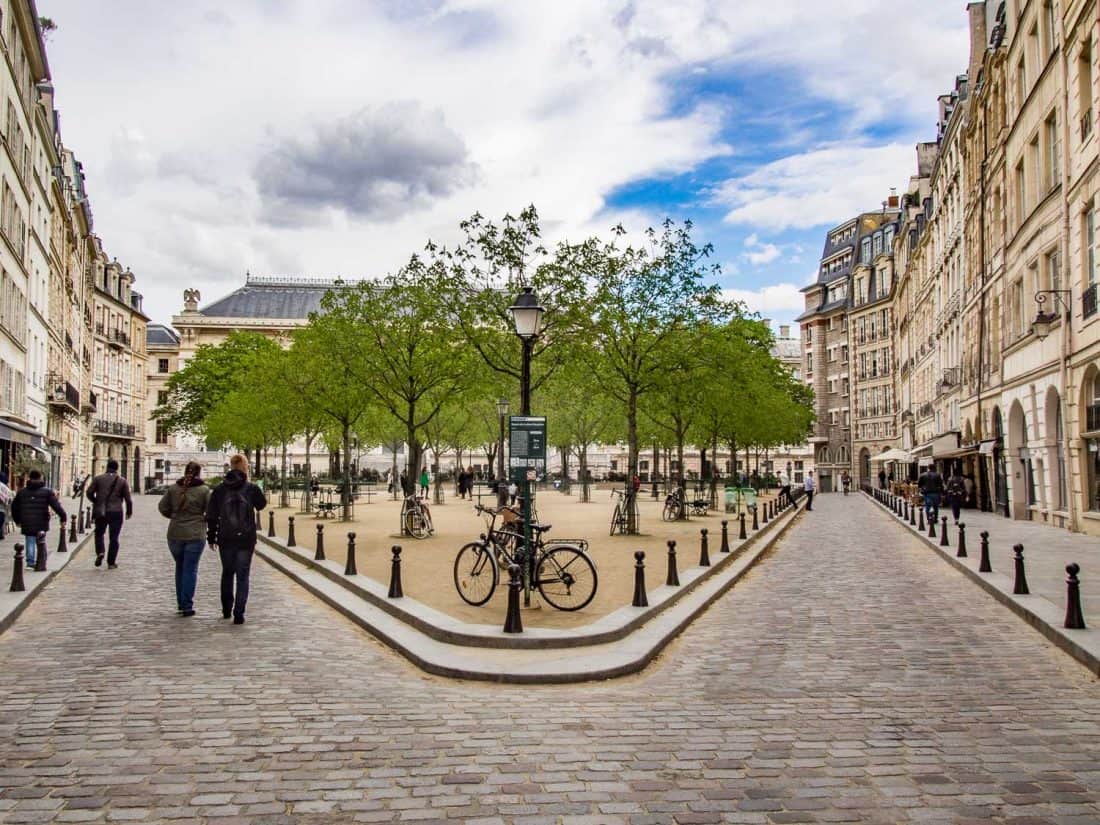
[580,445,590,503]
[303,432,314,514]
[341,423,353,521]
[626,390,638,533]
[709,434,719,507]
[559,446,570,494]
[280,440,288,508]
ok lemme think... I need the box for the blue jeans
[23,533,39,566]
[923,492,940,522]
[168,539,205,612]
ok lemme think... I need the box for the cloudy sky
[40,0,969,330]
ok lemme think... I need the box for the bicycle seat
[532,523,552,533]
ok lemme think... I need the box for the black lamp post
[508,286,545,607]
[496,397,509,506]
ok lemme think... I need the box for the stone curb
[0,528,95,636]
[256,502,802,650]
[865,491,1100,677]
[254,502,804,683]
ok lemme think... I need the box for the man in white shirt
[803,470,816,511]
[778,470,791,507]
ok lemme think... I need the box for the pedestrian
[917,464,944,524]
[777,468,791,506]
[157,461,211,617]
[400,470,408,496]
[840,469,851,496]
[945,468,966,524]
[205,454,267,625]
[803,469,816,511]
[87,459,133,569]
[72,473,89,501]
[10,469,66,568]
[878,468,887,490]
[419,467,430,498]
[507,480,518,506]
[0,472,11,540]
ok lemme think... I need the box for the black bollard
[85,506,91,529]
[34,531,47,572]
[1064,563,1086,630]
[751,505,759,531]
[57,518,69,554]
[344,532,358,576]
[287,516,296,547]
[903,500,908,521]
[388,545,404,598]
[738,512,747,540]
[720,521,731,553]
[928,512,936,539]
[979,531,992,572]
[68,514,77,545]
[918,506,925,531]
[631,551,648,607]
[666,540,679,586]
[699,528,711,567]
[77,507,84,533]
[939,516,949,547]
[315,524,325,561]
[9,542,25,592]
[1013,544,1029,595]
[268,510,275,538]
[955,523,967,558]
[503,563,523,633]
[909,500,916,526]
[762,502,769,525]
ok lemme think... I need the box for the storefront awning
[978,439,998,455]
[937,445,979,459]
[0,418,46,448]
[930,432,961,459]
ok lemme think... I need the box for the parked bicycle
[662,486,685,521]
[609,487,638,535]
[401,494,434,539]
[454,504,597,611]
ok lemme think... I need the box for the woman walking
[158,461,211,617]
[206,454,267,625]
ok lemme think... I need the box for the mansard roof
[198,276,354,319]
[146,323,180,346]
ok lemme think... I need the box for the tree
[541,356,617,502]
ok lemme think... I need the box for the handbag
[93,475,120,520]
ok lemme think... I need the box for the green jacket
[158,479,212,541]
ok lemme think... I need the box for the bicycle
[454,504,597,611]
[609,488,630,535]
[401,495,434,539]
[662,487,685,521]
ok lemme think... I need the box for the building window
[1087,208,1098,288]
[157,358,169,374]
[1044,247,1061,293]
[1016,58,1027,110]
[155,420,169,445]
[1045,111,1060,191]
[861,237,872,263]
[1015,160,1026,224]
[1079,41,1093,141]
[1043,1,1056,58]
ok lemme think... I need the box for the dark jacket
[87,472,133,517]
[158,477,212,541]
[11,480,67,535]
[918,470,944,495]
[206,470,267,547]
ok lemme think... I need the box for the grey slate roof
[146,324,180,345]
[198,277,351,319]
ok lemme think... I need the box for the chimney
[780,324,790,339]
[887,187,899,209]
[967,2,988,89]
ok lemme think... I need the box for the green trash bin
[724,485,738,513]
[739,487,757,513]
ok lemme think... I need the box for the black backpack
[220,486,256,540]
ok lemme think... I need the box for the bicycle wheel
[405,510,428,539]
[662,499,677,521]
[454,542,498,606]
[536,546,597,611]
[609,503,622,536]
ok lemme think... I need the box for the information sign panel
[509,415,547,481]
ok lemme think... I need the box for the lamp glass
[1030,312,1053,341]
[509,287,545,339]
[496,398,509,417]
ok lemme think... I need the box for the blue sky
[40,0,970,329]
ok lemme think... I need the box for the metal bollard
[666,540,679,586]
[763,501,770,523]
[1064,563,1086,630]
[68,514,77,545]
[344,532,357,576]
[57,518,68,554]
[979,531,992,572]
[10,543,25,592]
[902,500,908,521]
[34,531,47,572]
[631,551,648,607]
[738,512,747,540]
[939,516,949,547]
[720,520,730,553]
[928,512,936,539]
[751,505,758,531]
[1012,544,1029,595]
[315,524,325,561]
[77,507,84,533]
[268,510,275,538]
[955,522,967,558]
[503,564,523,632]
[918,506,925,531]
[388,545,404,598]
[287,516,296,547]
[699,529,710,567]
[85,506,92,529]
[909,500,916,526]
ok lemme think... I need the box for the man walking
[87,459,133,569]
[778,468,791,507]
[11,470,66,568]
[803,469,816,511]
[917,464,944,524]
[206,454,267,625]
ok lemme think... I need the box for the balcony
[1084,283,1098,320]
[81,391,97,415]
[93,419,138,439]
[47,380,80,414]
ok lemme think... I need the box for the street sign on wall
[509,415,546,481]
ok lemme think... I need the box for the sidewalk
[864,489,1099,674]
[0,521,93,634]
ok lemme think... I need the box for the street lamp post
[508,286,545,608]
[496,398,509,506]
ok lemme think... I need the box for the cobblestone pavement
[1,494,1099,825]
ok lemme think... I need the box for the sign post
[509,416,546,606]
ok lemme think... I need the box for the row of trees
[154,208,813,525]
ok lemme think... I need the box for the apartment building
[144,323,180,487]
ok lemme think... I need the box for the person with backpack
[945,468,966,524]
[87,459,134,569]
[158,461,211,617]
[205,454,267,625]
[10,470,66,567]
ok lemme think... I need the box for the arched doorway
[1008,401,1033,518]
[1080,364,1100,514]
[1044,388,1066,511]
[859,448,871,483]
[133,447,141,494]
[992,407,1008,516]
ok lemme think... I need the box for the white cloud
[742,232,781,265]
[722,282,805,316]
[714,143,914,232]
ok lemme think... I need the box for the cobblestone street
[1,493,1098,824]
